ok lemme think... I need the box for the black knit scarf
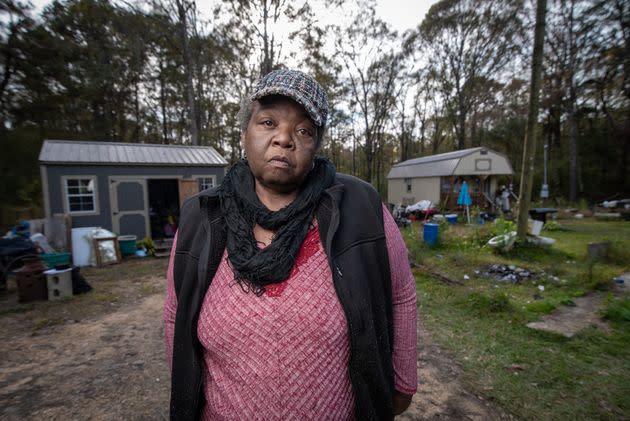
[218,157,336,295]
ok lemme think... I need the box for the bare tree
[414,0,524,150]
[174,0,200,145]
[336,5,401,183]
[517,0,548,240]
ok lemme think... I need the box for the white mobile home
[387,147,514,209]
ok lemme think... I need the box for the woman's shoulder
[332,173,383,219]
[334,172,378,194]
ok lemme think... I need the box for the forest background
[1,0,628,223]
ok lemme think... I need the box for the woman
[164,69,417,420]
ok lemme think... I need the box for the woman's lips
[269,156,290,168]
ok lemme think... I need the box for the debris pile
[482,264,537,283]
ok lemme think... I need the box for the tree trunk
[432,116,442,154]
[568,93,578,201]
[517,0,547,240]
[470,113,478,147]
[333,128,338,167]
[134,80,140,143]
[364,119,374,182]
[399,111,406,162]
[376,138,382,194]
[567,0,578,202]
[365,151,373,183]
[457,94,467,150]
[194,49,205,145]
[176,0,199,145]
[158,57,168,144]
[260,0,273,75]
[620,124,630,190]
[352,131,356,176]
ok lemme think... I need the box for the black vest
[170,173,394,420]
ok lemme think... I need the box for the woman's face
[242,96,317,195]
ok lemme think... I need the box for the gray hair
[237,96,325,148]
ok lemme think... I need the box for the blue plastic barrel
[423,223,439,246]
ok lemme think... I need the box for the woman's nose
[272,127,294,148]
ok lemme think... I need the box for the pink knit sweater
[164,206,417,419]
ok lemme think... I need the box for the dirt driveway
[0,259,510,420]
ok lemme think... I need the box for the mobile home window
[441,177,451,192]
[199,177,216,191]
[65,177,96,213]
[404,178,412,193]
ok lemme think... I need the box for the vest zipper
[335,265,343,278]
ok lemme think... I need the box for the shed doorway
[148,179,179,240]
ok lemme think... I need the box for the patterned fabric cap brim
[250,69,329,127]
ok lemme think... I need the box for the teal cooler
[423,223,439,246]
[118,235,138,256]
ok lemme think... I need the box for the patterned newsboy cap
[250,69,329,127]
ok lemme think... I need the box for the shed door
[178,179,199,208]
[110,177,149,239]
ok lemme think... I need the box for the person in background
[501,186,511,215]
[494,186,503,212]
[164,69,417,420]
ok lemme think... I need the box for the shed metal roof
[387,147,512,179]
[39,139,227,166]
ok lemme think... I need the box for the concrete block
[45,268,73,301]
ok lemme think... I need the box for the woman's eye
[261,119,273,126]
[298,128,313,137]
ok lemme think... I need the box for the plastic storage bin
[41,252,71,269]
[445,214,458,224]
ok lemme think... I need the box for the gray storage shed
[387,147,514,208]
[39,139,228,240]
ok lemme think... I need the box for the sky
[28,0,438,35]
[374,0,436,33]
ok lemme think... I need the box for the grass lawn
[404,218,630,420]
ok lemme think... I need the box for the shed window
[65,177,96,213]
[404,178,412,193]
[199,177,216,191]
